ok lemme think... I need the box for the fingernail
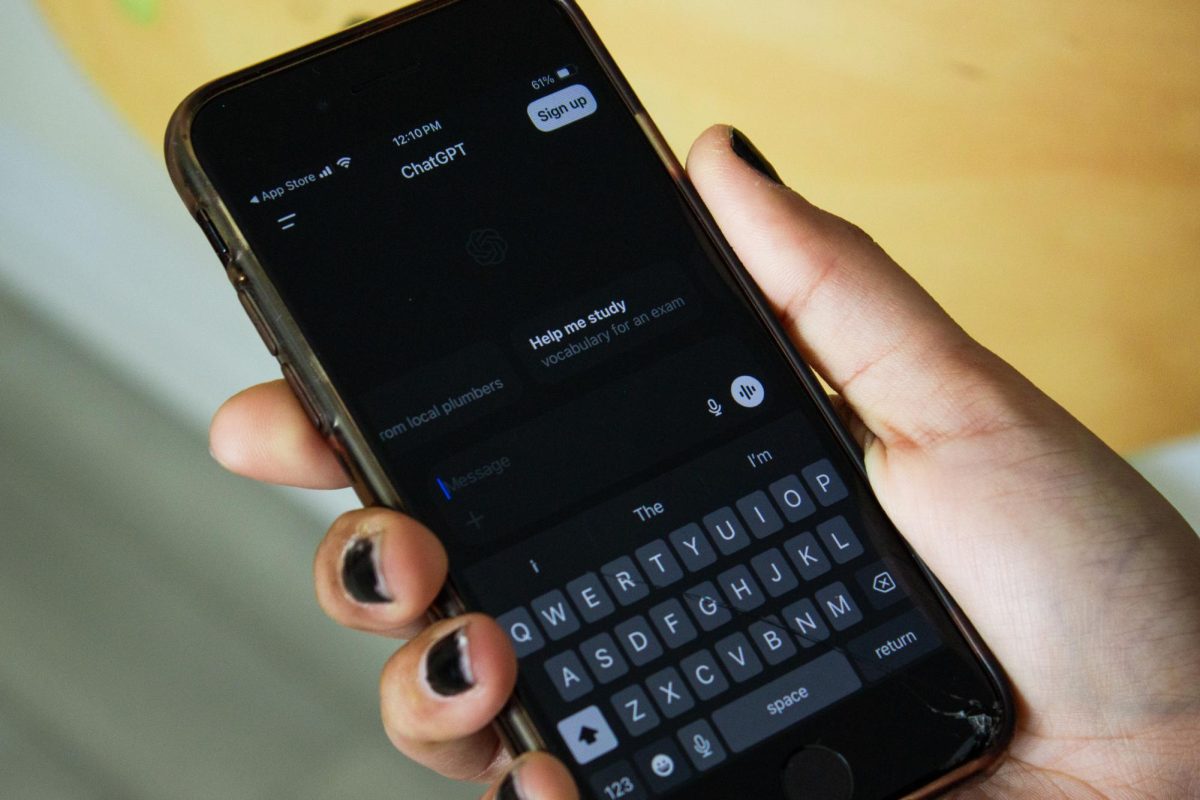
[496,768,524,800]
[730,127,783,184]
[425,624,475,697]
[341,536,391,604]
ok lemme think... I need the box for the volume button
[237,289,279,355]
[327,429,380,506]
[281,363,329,434]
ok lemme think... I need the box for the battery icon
[555,64,577,80]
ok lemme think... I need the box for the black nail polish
[426,626,475,696]
[730,127,783,184]
[496,771,521,800]
[342,537,390,604]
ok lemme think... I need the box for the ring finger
[380,614,519,782]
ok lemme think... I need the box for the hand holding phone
[174,3,1200,798]
[216,129,1200,799]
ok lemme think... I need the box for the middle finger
[314,507,449,638]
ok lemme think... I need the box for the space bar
[711,651,862,753]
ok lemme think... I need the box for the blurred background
[1,1,1196,798]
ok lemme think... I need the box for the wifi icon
[336,156,353,169]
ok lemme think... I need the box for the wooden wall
[36,0,1200,451]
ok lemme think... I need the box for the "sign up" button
[527,84,598,132]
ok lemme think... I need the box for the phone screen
[186,1,1008,797]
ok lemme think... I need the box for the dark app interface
[192,3,961,797]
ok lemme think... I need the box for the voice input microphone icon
[730,375,764,408]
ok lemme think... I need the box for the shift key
[710,651,862,753]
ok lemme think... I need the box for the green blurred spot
[117,0,160,25]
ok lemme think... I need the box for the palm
[862,373,1200,797]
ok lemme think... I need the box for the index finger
[210,379,350,488]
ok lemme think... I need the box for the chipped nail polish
[425,625,475,696]
[730,127,783,184]
[341,536,391,604]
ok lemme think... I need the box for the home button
[781,746,854,800]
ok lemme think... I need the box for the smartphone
[166,1,1014,797]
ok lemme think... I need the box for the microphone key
[675,719,727,771]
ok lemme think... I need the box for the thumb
[686,125,1039,451]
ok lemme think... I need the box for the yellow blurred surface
[36,0,1200,452]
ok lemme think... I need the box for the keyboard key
[668,523,717,572]
[645,666,695,718]
[601,556,650,606]
[815,581,864,631]
[816,515,863,564]
[614,615,664,666]
[544,650,594,701]
[634,539,685,588]
[717,564,765,612]
[750,547,799,597]
[767,474,816,523]
[579,632,629,684]
[749,615,796,665]
[713,631,763,683]
[736,490,783,538]
[780,597,830,647]
[679,649,729,700]
[557,704,619,765]
[710,652,862,753]
[530,590,580,640]
[495,607,545,658]
[648,598,698,649]
[566,572,616,623]
[782,531,832,581]
[846,608,942,682]
[803,458,848,506]
[611,684,661,736]
[588,759,648,800]
[682,581,732,631]
[702,506,751,555]
[634,736,692,793]
[676,719,727,771]
[855,560,907,609]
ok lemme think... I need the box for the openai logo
[465,228,508,265]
